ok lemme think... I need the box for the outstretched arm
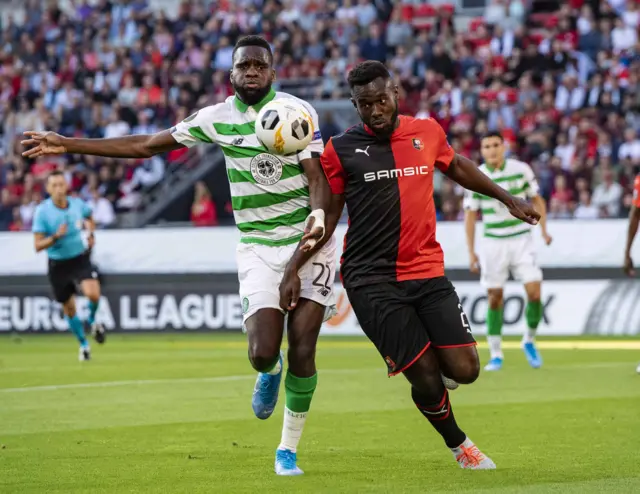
[22,129,183,159]
[21,107,221,160]
[445,154,540,225]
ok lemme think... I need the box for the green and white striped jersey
[171,89,323,247]
[463,158,540,239]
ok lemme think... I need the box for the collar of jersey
[486,160,506,173]
[234,88,276,113]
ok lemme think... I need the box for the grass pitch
[1,334,639,493]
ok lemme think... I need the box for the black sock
[412,387,466,449]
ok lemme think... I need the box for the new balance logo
[232,137,244,146]
[355,146,370,157]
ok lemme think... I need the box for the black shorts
[48,252,96,303]
[346,277,476,376]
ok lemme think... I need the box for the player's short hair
[481,131,504,142]
[347,60,391,89]
[233,35,273,64]
[47,170,65,181]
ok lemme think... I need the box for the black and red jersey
[320,115,455,288]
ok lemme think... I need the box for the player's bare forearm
[285,194,345,274]
[532,195,548,235]
[445,154,514,206]
[64,130,181,158]
[22,129,183,159]
[84,216,96,234]
[446,155,540,225]
[34,233,57,252]
[464,210,477,255]
[301,155,329,212]
[625,206,640,257]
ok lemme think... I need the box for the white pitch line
[0,368,373,394]
[0,375,253,393]
[2,361,635,393]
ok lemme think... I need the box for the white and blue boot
[251,351,283,420]
[522,341,542,368]
[78,343,91,361]
[275,448,304,476]
[484,357,503,372]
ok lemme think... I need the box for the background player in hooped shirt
[22,36,337,477]
[281,61,541,470]
[623,174,640,374]
[32,171,106,361]
[463,132,552,372]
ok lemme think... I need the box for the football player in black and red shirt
[280,61,540,470]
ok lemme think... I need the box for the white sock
[450,436,472,454]
[487,336,503,359]
[278,407,307,453]
[266,358,282,376]
[522,329,536,344]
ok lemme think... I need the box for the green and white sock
[523,301,543,343]
[487,307,503,359]
[278,371,317,453]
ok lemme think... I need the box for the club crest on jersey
[250,153,283,186]
[412,138,424,151]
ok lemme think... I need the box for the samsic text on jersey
[320,116,454,288]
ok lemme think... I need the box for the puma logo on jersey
[355,146,370,157]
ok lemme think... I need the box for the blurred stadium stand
[0,0,638,230]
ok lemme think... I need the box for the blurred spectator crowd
[0,0,639,231]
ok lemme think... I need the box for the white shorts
[237,235,337,323]
[479,233,543,289]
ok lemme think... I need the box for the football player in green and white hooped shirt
[463,132,552,372]
[21,35,343,477]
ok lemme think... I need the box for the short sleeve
[82,200,92,218]
[297,102,324,161]
[522,163,541,198]
[170,106,218,148]
[633,176,640,208]
[32,206,47,234]
[320,138,346,195]
[463,189,480,211]
[430,119,455,172]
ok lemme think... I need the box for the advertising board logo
[325,291,352,327]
